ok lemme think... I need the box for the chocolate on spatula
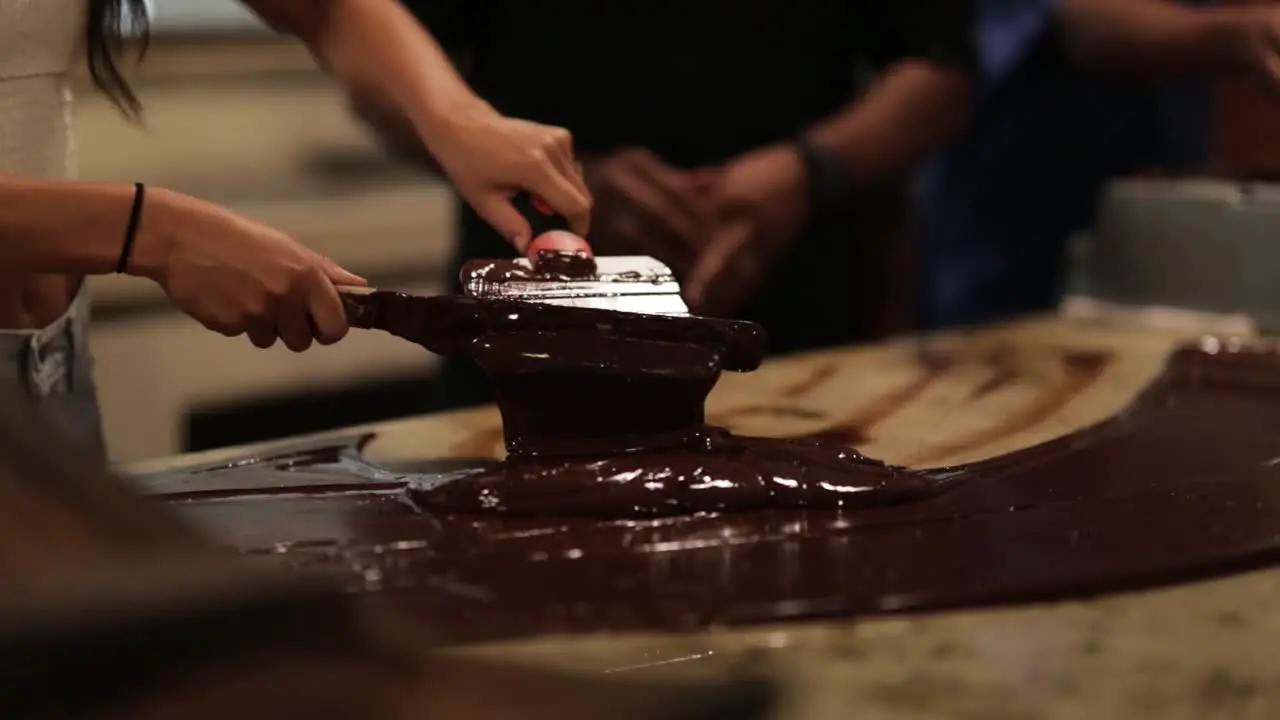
[338,251,767,372]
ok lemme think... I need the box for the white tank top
[0,0,86,181]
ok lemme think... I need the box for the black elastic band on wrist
[116,182,146,275]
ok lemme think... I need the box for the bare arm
[805,62,972,186]
[799,0,976,186]
[351,93,445,173]
[239,0,592,244]
[0,176,168,278]
[240,0,483,164]
[1059,0,1251,77]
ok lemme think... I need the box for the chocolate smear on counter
[139,256,1280,644]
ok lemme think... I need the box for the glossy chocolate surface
[342,290,767,372]
[463,250,598,283]
[342,250,764,371]
[148,339,1280,644]
[451,328,954,513]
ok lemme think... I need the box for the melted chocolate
[428,329,954,515]
[144,340,1280,645]
[464,250,598,283]
[472,331,722,458]
[164,256,1280,641]
[342,291,767,372]
[420,426,953,516]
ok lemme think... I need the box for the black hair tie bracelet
[116,182,146,275]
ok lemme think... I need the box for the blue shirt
[912,0,1212,329]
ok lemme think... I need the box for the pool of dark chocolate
[145,341,1280,645]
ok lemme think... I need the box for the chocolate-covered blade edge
[462,254,689,315]
[338,286,767,371]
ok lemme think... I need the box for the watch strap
[793,137,853,224]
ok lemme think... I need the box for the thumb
[469,193,534,252]
[320,257,367,287]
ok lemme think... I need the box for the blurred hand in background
[684,145,810,317]
[581,148,717,276]
[1229,4,1280,98]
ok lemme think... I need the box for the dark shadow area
[184,374,438,452]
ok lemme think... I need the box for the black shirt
[409,1,976,408]
[406,0,976,167]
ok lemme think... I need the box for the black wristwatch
[792,137,854,224]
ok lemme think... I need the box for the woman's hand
[422,103,592,252]
[135,189,367,352]
[242,0,591,253]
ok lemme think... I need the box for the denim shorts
[0,284,106,459]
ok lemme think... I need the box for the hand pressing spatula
[335,192,768,371]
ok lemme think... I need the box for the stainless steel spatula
[338,193,767,370]
[461,255,689,315]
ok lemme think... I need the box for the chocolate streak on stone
[146,342,1280,645]
[787,355,953,447]
[779,362,840,398]
[907,350,1111,466]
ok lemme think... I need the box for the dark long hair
[86,0,151,119]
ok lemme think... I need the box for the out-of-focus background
[85,1,454,463]
[83,0,1280,464]
[80,0,463,458]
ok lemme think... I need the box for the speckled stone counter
[123,314,1280,719]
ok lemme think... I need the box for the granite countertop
[123,313,1280,719]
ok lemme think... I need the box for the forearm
[805,62,972,187]
[0,176,167,278]
[1059,0,1250,77]
[244,0,483,152]
[349,92,444,173]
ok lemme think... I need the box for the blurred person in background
[914,0,1280,330]
[0,0,590,455]
[376,0,977,410]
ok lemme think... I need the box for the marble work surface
[124,314,1280,719]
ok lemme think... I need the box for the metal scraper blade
[463,255,690,316]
